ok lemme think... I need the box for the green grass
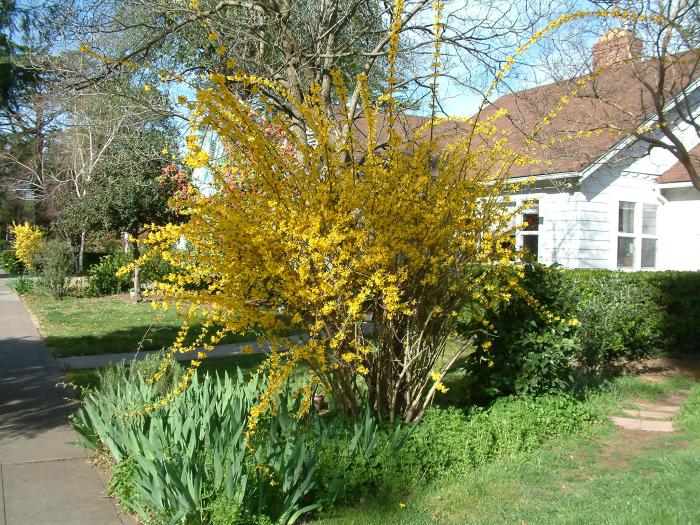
[64,352,269,391]
[22,294,260,358]
[315,377,700,525]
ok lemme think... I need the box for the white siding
[657,187,700,270]
[516,92,700,270]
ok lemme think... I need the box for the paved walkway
[0,274,134,525]
[610,389,691,433]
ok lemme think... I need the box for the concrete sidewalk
[0,274,134,525]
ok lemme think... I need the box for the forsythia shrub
[112,5,671,422]
[127,0,545,422]
[10,222,43,272]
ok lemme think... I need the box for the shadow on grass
[44,325,260,358]
[65,352,269,393]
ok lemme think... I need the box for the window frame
[615,200,658,270]
[507,197,541,262]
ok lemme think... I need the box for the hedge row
[565,269,700,356]
[459,266,700,400]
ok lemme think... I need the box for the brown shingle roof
[476,51,700,178]
[657,143,699,183]
[339,50,699,180]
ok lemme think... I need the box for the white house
[481,31,700,271]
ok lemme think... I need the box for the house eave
[657,181,695,189]
[507,171,580,184]
[579,75,700,183]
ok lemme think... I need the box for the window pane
[617,237,635,268]
[618,202,635,233]
[523,200,539,232]
[522,234,539,260]
[642,204,657,235]
[641,238,656,268]
[523,212,539,231]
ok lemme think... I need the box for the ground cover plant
[314,375,700,525]
[71,354,610,525]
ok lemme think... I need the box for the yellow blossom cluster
[130,55,528,421]
[10,222,44,271]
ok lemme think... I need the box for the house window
[617,201,635,268]
[616,201,658,269]
[641,204,657,268]
[521,200,539,260]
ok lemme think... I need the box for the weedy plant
[7,276,34,295]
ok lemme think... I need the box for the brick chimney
[592,29,643,69]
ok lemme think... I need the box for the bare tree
[34,0,564,130]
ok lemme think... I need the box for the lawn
[315,376,700,525]
[22,294,259,358]
[64,352,268,391]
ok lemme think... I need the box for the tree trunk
[78,231,86,273]
[131,239,141,303]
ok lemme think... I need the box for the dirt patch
[625,356,700,382]
[596,429,660,468]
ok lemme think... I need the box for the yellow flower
[399,502,406,509]
[143,84,151,92]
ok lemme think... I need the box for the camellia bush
[10,222,44,272]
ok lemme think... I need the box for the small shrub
[86,251,132,297]
[10,222,43,271]
[38,239,74,299]
[1,249,24,275]
[566,270,665,367]
[7,276,34,295]
[458,263,580,400]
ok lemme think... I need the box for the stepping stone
[665,395,689,405]
[633,402,681,414]
[610,416,675,432]
[623,409,673,420]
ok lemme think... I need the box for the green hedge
[459,267,700,392]
[564,269,700,360]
